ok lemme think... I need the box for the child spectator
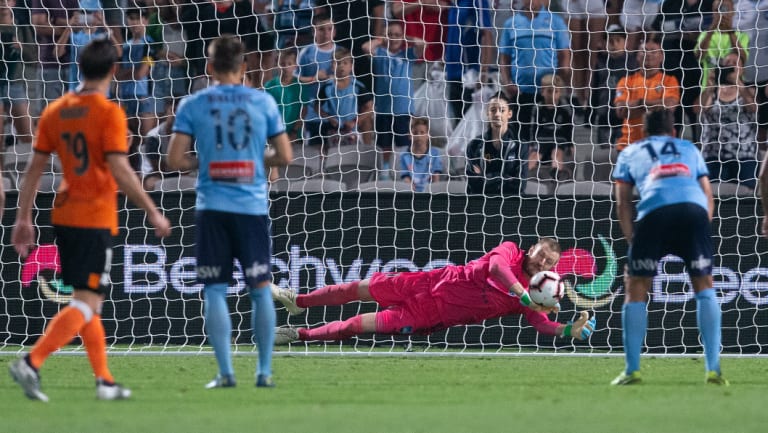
[117,7,159,172]
[266,48,304,143]
[700,61,758,189]
[466,93,529,196]
[591,24,638,147]
[56,8,119,91]
[399,117,443,192]
[362,21,424,172]
[317,47,374,150]
[530,74,574,181]
[298,13,337,148]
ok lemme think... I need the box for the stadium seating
[356,179,413,192]
[554,181,613,198]
[14,173,62,193]
[710,181,755,199]
[527,179,557,196]
[286,178,346,193]
[269,178,291,193]
[427,179,467,194]
[281,161,313,179]
[277,144,322,180]
[153,175,197,192]
[322,144,378,188]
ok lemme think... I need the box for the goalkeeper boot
[274,327,300,345]
[205,374,237,389]
[96,378,132,400]
[256,374,275,388]
[705,371,730,386]
[9,357,49,402]
[271,284,305,315]
[610,371,642,386]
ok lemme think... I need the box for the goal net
[1,1,767,356]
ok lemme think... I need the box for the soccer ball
[528,271,564,308]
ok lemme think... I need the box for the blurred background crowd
[0,0,765,196]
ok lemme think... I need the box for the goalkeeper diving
[272,238,596,343]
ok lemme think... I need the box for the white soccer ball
[528,271,564,308]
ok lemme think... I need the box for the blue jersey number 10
[211,108,253,150]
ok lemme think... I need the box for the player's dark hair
[537,237,561,254]
[333,46,352,62]
[208,35,244,74]
[490,92,510,104]
[644,109,675,136]
[312,13,332,26]
[487,92,514,113]
[79,39,119,80]
[278,47,298,62]
[410,116,429,130]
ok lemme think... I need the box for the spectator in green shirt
[696,0,749,89]
[265,47,304,143]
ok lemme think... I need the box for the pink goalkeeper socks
[298,316,364,341]
[296,281,360,308]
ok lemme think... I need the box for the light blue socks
[695,288,722,374]
[622,301,647,375]
[204,283,234,378]
[250,285,276,377]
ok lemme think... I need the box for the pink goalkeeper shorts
[368,271,443,335]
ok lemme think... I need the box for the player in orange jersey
[9,39,171,402]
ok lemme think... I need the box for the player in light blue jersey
[611,109,727,386]
[167,35,292,389]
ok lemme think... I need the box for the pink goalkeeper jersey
[428,242,560,336]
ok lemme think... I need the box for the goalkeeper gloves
[518,291,532,307]
[561,311,597,340]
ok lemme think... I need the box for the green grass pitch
[2,355,767,433]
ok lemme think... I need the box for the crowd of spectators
[0,0,766,196]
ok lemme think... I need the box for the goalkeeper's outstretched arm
[525,310,597,341]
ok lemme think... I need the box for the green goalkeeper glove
[561,311,597,340]
[519,291,532,307]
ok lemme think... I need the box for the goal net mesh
[1,1,767,356]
